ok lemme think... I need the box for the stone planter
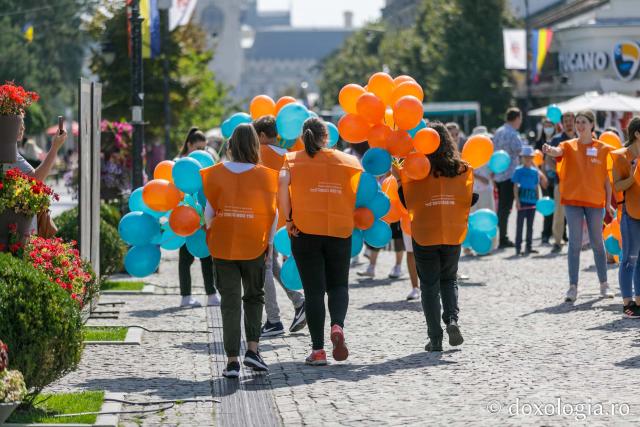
[0,401,20,424]
[0,115,20,163]
[0,211,33,248]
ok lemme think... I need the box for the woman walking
[279,117,362,365]
[201,124,278,378]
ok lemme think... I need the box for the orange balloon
[381,175,399,200]
[338,113,370,143]
[412,128,440,155]
[275,96,296,115]
[382,199,403,223]
[356,93,385,124]
[387,129,413,158]
[610,218,621,241]
[403,152,431,180]
[250,95,276,119]
[154,160,175,182]
[400,213,412,236]
[368,124,392,149]
[169,205,201,237]
[339,84,366,114]
[600,131,622,149]
[393,75,416,87]
[289,138,304,152]
[391,81,424,105]
[142,179,183,212]
[368,72,394,105]
[384,108,395,129]
[393,96,423,130]
[603,223,612,239]
[354,207,375,230]
[461,135,494,169]
[533,149,544,167]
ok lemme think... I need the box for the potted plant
[0,82,39,163]
[0,341,27,423]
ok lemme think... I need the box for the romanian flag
[22,22,34,43]
[140,0,161,59]
[530,28,553,83]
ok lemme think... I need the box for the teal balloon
[408,120,427,138]
[547,105,562,125]
[173,157,203,194]
[327,122,339,147]
[119,212,161,246]
[363,219,392,248]
[125,245,161,277]
[367,191,391,219]
[186,228,210,258]
[128,187,165,218]
[351,228,364,257]
[222,113,252,138]
[197,190,207,209]
[189,150,215,168]
[282,257,303,291]
[536,197,555,216]
[468,229,492,255]
[362,148,391,177]
[485,226,498,239]
[307,111,319,118]
[281,139,296,149]
[356,172,378,207]
[605,235,621,256]
[488,150,511,174]
[159,229,185,251]
[276,103,309,140]
[462,229,472,249]
[274,226,292,257]
[469,209,498,233]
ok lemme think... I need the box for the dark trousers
[516,208,536,253]
[213,254,266,357]
[291,232,351,350]
[496,179,515,244]
[413,242,461,341]
[179,246,216,296]
[542,182,555,240]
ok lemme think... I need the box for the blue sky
[258,0,386,28]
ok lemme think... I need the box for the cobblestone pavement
[47,216,640,426]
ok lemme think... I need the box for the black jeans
[496,179,515,244]
[179,246,216,296]
[542,182,555,240]
[291,232,351,350]
[413,242,461,341]
[516,208,535,253]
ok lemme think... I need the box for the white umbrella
[529,91,640,116]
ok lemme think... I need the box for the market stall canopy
[46,121,79,136]
[529,92,640,116]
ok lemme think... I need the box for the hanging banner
[503,29,527,70]
[169,0,198,31]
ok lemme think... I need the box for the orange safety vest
[402,167,474,246]
[286,149,362,238]
[260,144,286,172]
[558,139,613,208]
[612,147,640,220]
[200,163,278,260]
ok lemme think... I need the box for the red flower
[7,223,17,233]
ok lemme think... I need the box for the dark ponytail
[179,127,206,157]
[625,116,640,147]
[302,117,327,158]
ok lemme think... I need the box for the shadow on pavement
[350,278,396,289]
[521,298,607,316]
[78,377,214,399]
[361,300,423,312]
[128,306,201,318]
[587,317,639,332]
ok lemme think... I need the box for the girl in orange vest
[279,117,363,365]
[612,116,640,318]
[543,110,615,303]
[402,122,474,352]
[201,124,278,378]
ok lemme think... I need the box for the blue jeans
[619,208,640,298]
[564,205,607,285]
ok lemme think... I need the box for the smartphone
[58,116,64,135]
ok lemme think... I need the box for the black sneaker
[623,302,640,319]
[541,237,550,245]
[499,240,515,249]
[260,320,285,338]
[222,361,240,378]
[425,338,443,352]
[289,304,307,333]
[525,248,539,255]
[446,320,464,346]
[244,350,269,372]
[551,244,562,253]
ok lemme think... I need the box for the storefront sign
[558,40,640,81]
[559,51,609,73]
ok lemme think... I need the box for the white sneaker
[357,264,375,278]
[565,285,578,303]
[388,265,402,279]
[406,288,420,301]
[180,296,202,307]
[600,283,614,299]
[207,293,221,306]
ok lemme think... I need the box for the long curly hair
[427,121,469,178]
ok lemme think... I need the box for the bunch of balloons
[603,214,622,257]
[119,150,216,277]
[462,209,499,255]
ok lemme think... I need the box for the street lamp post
[524,0,532,132]
[130,0,145,189]
[158,0,172,160]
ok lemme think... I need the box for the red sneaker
[305,349,327,366]
[330,324,349,361]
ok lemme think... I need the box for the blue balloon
[222,113,252,138]
[362,148,392,177]
[128,187,165,218]
[469,209,498,233]
[274,227,292,257]
[197,189,207,209]
[408,119,427,138]
[186,228,210,258]
[119,212,161,246]
[307,111,319,118]
[159,229,185,251]
[363,219,392,248]
[468,229,493,255]
[173,157,203,194]
[547,105,562,125]
[367,191,391,219]
[356,172,378,207]
[125,245,161,277]
[485,226,498,239]
[276,103,309,140]
[536,197,555,216]
[351,228,364,257]
[327,122,339,147]
[462,229,472,249]
[280,139,296,149]
[282,257,303,291]
[189,150,215,168]
[488,150,511,174]
[605,235,621,256]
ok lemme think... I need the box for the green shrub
[99,202,121,229]
[0,253,84,395]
